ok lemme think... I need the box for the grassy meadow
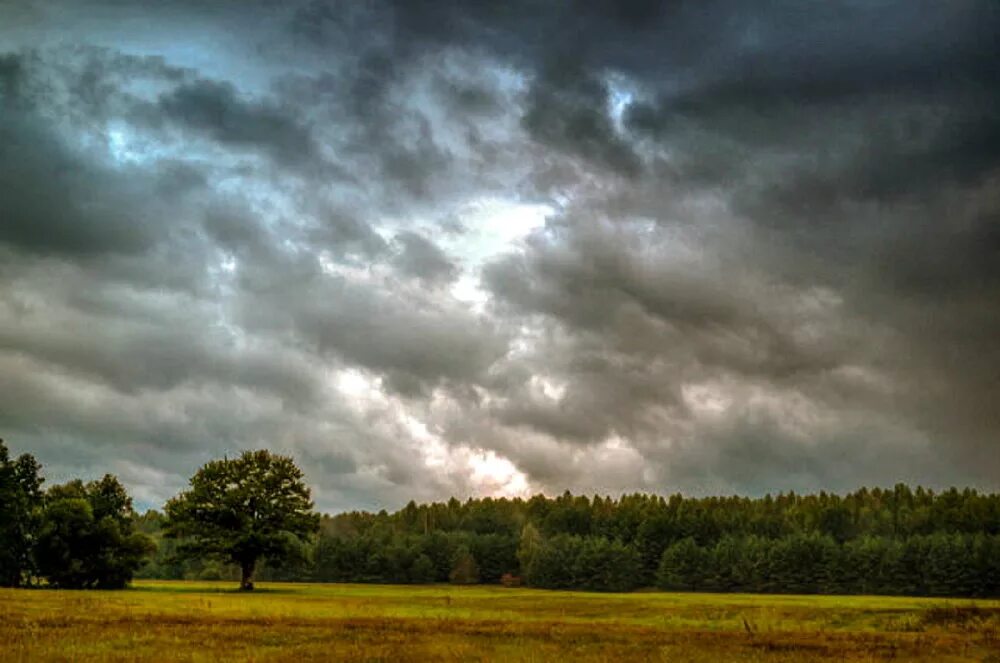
[1,581,999,662]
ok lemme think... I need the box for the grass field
[1,581,999,662]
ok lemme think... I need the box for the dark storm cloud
[241,273,507,395]
[307,209,389,260]
[481,213,865,450]
[156,78,324,169]
[391,231,458,286]
[0,39,499,506]
[435,76,503,118]
[1,0,998,508]
[455,0,998,488]
[339,53,456,201]
[522,61,640,177]
[0,285,324,402]
[0,114,160,256]
[0,51,197,258]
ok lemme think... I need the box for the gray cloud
[1,0,998,510]
[522,61,640,177]
[0,71,195,259]
[391,231,458,286]
[244,273,507,396]
[0,117,157,256]
[156,78,324,170]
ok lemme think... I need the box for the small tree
[164,450,319,590]
[516,522,542,576]
[409,553,436,584]
[449,545,480,584]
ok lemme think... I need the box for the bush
[500,573,522,587]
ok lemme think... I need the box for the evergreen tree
[657,537,708,591]
[526,535,583,589]
[124,484,1000,596]
[410,554,436,584]
[572,538,642,592]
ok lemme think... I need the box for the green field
[1,581,998,661]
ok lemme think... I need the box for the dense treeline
[139,485,1000,596]
[3,437,999,596]
[656,533,999,596]
[0,440,153,588]
[0,442,315,591]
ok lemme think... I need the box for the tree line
[0,440,316,590]
[3,438,999,596]
[137,464,1000,597]
[0,441,153,589]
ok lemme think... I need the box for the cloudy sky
[1,1,998,511]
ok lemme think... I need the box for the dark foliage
[655,532,1000,597]
[2,438,998,597]
[150,484,1000,596]
[163,450,320,590]
[0,439,44,587]
[35,475,155,589]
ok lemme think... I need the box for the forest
[3,440,999,596]
[138,484,1000,597]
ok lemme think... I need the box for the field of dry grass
[1,580,999,661]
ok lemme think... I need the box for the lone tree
[164,450,319,590]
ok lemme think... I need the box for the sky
[0,0,998,512]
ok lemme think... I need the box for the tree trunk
[240,559,256,591]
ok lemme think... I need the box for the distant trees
[0,440,43,587]
[521,535,642,591]
[653,532,1000,597]
[575,538,643,592]
[164,450,320,590]
[237,486,1000,597]
[656,537,708,591]
[35,476,155,589]
[3,438,999,598]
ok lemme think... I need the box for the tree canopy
[3,435,999,598]
[0,439,44,587]
[164,449,319,590]
[159,485,996,597]
[35,475,155,589]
